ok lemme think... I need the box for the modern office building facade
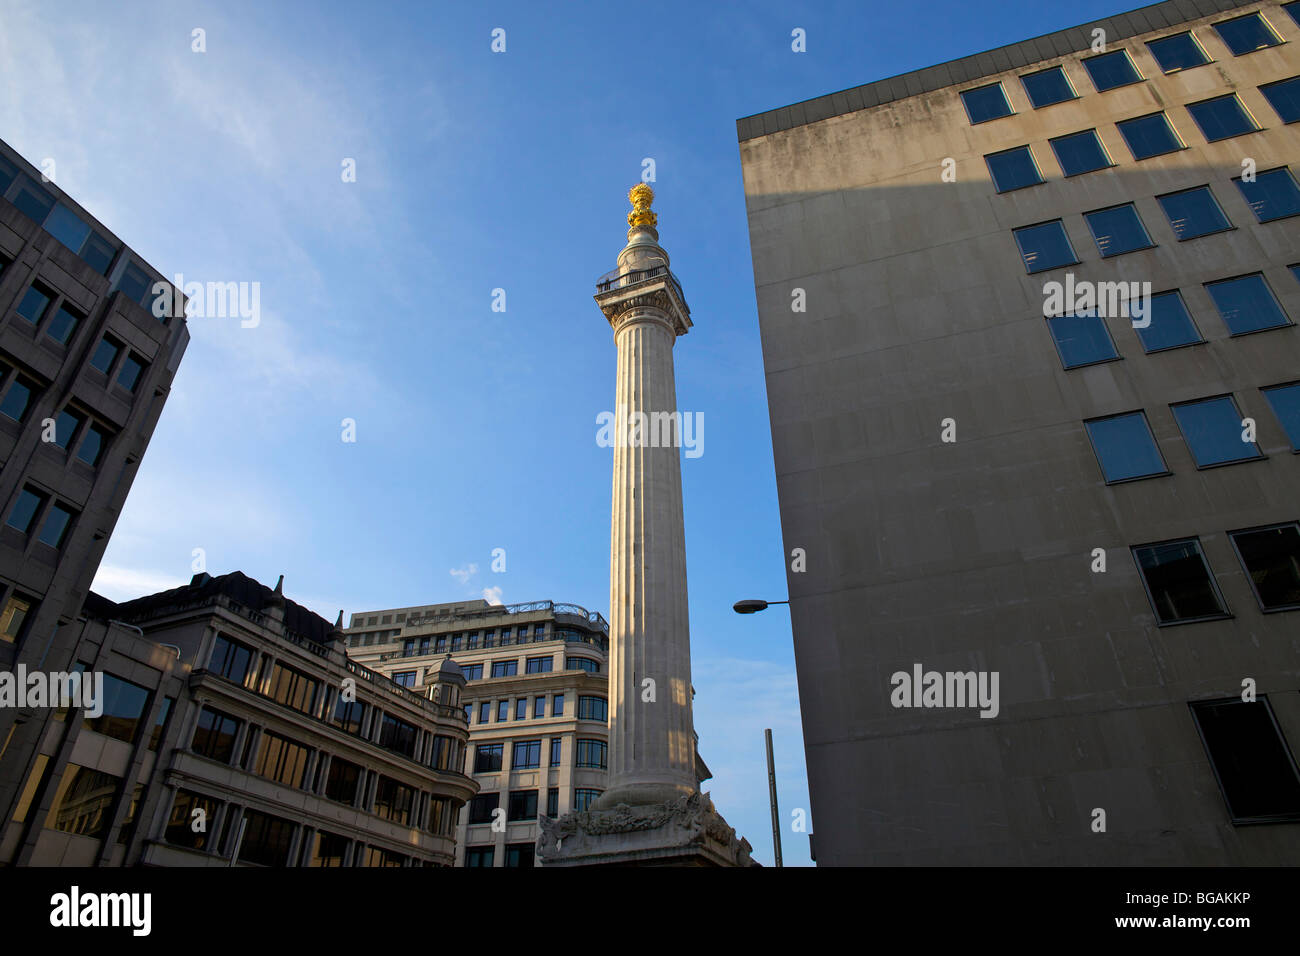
[345,599,611,866]
[739,0,1300,864]
[0,138,189,833]
[3,572,475,866]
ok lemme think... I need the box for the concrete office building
[0,138,189,832]
[2,571,476,866]
[739,0,1300,864]
[345,598,613,866]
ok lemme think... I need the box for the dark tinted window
[1234,167,1300,222]
[116,354,144,392]
[1132,538,1228,623]
[15,286,50,324]
[191,706,240,762]
[75,424,107,466]
[1261,382,1300,450]
[13,179,54,223]
[44,204,90,254]
[238,809,295,866]
[1020,66,1076,107]
[1082,50,1142,90]
[324,758,361,804]
[1191,698,1300,822]
[1050,129,1111,176]
[1205,274,1290,334]
[468,793,499,824]
[1136,291,1201,353]
[508,789,538,822]
[1084,204,1153,257]
[1172,395,1262,466]
[6,488,44,533]
[1230,524,1300,610]
[960,83,1013,123]
[378,713,416,757]
[1014,221,1077,273]
[53,409,81,449]
[1157,186,1231,240]
[985,146,1043,192]
[46,305,80,345]
[0,377,33,422]
[210,634,253,684]
[1186,94,1259,141]
[37,503,73,548]
[89,337,120,373]
[1147,32,1211,72]
[1116,112,1183,159]
[1260,76,1300,124]
[511,739,541,769]
[1084,412,1166,482]
[82,673,149,741]
[474,743,503,773]
[1212,12,1282,55]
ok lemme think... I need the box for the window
[45,765,121,840]
[238,810,295,866]
[546,787,559,817]
[1132,538,1229,624]
[332,697,364,735]
[116,353,144,392]
[322,757,361,805]
[37,502,73,548]
[1229,524,1300,611]
[1287,2,1300,28]
[1115,112,1184,160]
[525,655,553,674]
[392,670,417,688]
[567,657,600,673]
[165,790,219,851]
[401,638,415,657]
[466,846,495,866]
[307,831,349,867]
[1084,412,1167,482]
[553,694,565,716]
[1191,698,1300,823]
[1049,129,1112,176]
[1019,66,1076,108]
[1260,76,1300,124]
[89,337,120,374]
[1136,291,1202,353]
[491,659,517,678]
[0,155,14,194]
[1014,220,1077,274]
[15,285,51,324]
[1262,383,1300,450]
[1186,94,1259,141]
[75,420,108,464]
[578,696,608,721]
[1082,50,1142,90]
[550,736,562,766]
[960,82,1012,123]
[361,846,406,868]
[1156,186,1231,240]
[1234,167,1300,222]
[52,409,82,449]
[469,793,499,824]
[496,700,509,722]
[574,789,602,811]
[373,776,415,825]
[576,738,607,769]
[12,178,54,223]
[148,697,173,751]
[83,673,150,742]
[45,305,81,345]
[478,701,491,723]
[1211,12,1282,56]
[462,663,483,681]
[508,789,538,822]
[1205,273,1290,335]
[7,487,46,534]
[428,796,454,836]
[268,662,317,714]
[1172,395,1262,467]
[1147,31,1211,72]
[984,146,1043,192]
[430,734,454,771]
[192,706,241,762]
[255,731,311,787]
[505,843,536,867]
[378,713,417,757]
[515,697,527,720]
[474,743,504,773]
[1084,203,1154,257]
[0,377,34,423]
[1,593,33,644]
[512,739,541,769]
[209,634,253,686]
[534,695,546,718]
[1045,313,1119,369]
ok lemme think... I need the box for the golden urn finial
[627,183,657,229]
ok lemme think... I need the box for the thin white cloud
[449,563,479,587]
[90,565,189,603]
[481,586,504,605]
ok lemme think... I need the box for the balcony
[595,264,684,302]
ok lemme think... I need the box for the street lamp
[733,595,790,866]
[732,598,789,614]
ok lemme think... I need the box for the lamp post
[734,597,789,867]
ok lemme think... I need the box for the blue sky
[2,0,1143,866]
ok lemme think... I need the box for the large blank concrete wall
[740,0,1300,864]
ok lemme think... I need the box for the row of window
[466,693,608,725]
[397,624,550,656]
[1016,168,1300,275]
[190,703,461,833]
[961,8,1298,124]
[5,484,78,549]
[466,786,604,830]
[0,155,163,313]
[1131,523,1300,624]
[464,843,538,867]
[1085,386,1300,486]
[1,353,119,456]
[472,736,607,773]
